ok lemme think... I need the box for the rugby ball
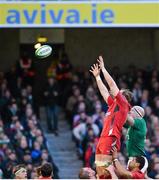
[35,45,52,58]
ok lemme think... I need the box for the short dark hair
[79,168,90,179]
[136,156,145,170]
[40,163,53,178]
[121,89,133,103]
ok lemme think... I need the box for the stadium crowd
[0,55,58,179]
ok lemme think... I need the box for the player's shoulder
[134,118,145,122]
[133,118,146,128]
[131,170,145,179]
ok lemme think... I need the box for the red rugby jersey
[100,92,130,139]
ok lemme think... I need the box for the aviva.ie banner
[0,1,159,27]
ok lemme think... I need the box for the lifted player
[90,56,132,178]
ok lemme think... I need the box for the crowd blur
[0,54,58,179]
[50,60,159,178]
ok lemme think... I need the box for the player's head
[128,156,146,171]
[13,164,27,179]
[79,167,96,179]
[120,89,133,103]
[130,106,145,118]
[40,162,53,178]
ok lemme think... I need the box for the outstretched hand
[89,63,100,78]
[97,56,105,70]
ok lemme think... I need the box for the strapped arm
[95,75,110,103]
[113,159,132,179]
[98,56,119,97]
[101,67,119,97]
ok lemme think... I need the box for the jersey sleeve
[131,171,144,179]
[107,96,114,106]
[115,92,129,107]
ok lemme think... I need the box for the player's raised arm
[111,146,132,179]
[89,63,109,103]
[97,56,119,97]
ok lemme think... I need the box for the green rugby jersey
[126,118,147,157]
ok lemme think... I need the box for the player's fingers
[94,64,98,70]
[111,148,114,152]
[99,56,103,62]
[111,149,114,154]
[93,64,96,69]
[112,146,116,151]
[97,59,100,62]
[90,68,94,72]
[114,146,117,151]
[90,65,95,70]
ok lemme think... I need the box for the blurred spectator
[132,82,142,105]
[56,53,72,106]
[6,65,18,98]
[44,77,59,135]
[85,86,96,115]
[17,53,35,86]
[66,86,81,126]
[56,53,72,83]
[92,102,105,133]
[73,116,99,158]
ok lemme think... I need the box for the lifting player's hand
[97,56,105,70]
[111,146,118,159]
[89,63,100,78]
